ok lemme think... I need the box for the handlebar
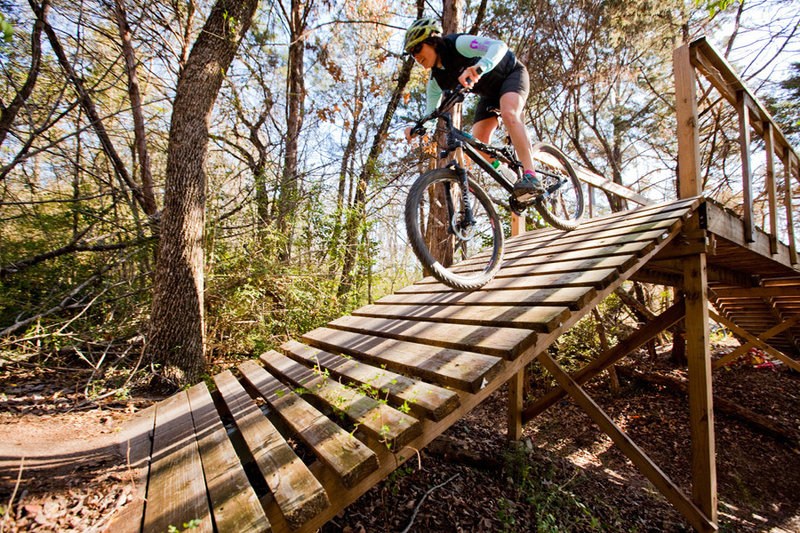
[409,85,472,137]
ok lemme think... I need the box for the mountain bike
[405,86,584,291]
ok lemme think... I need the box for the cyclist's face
[412,43,437,69]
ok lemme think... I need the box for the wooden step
[186,383,272,532]
[214,370,329,529]
[144,391,213,533]
[259,351,422,451]
[326,315,536,359]
[351,302,569,331]
[280,340,460,421]
[302,327,501,392]
[376,286,596,310]
[238,360,379,488]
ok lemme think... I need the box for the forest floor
[0,338,799,532]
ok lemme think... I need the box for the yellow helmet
[403,17,441,53]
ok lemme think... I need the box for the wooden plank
[281,340,460,421]
[507,212,686,250]
[327,314,536,359]
[259,351,421,451]
[683,249,718,525]
[674,43,702,197]
[376,286,597,310]
[523,301,686,423]
[302,327,500,392]
[501,228,674,261]
[737,90,755,243]
[408,267,619,292]
[106,404,156,533]
[238,359,379,487]
[448,254,637,279]
[186,383,271,533]
[785,147,798,264]
[214,370,328,529]
[352,302,569,332]
[500,240,658,266]
[705,201,797,269]
[764,122,779,254]
[144,391,212,533]
[537,352,717,533]
[711,285,800,298]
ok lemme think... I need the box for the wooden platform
[108,196,799,533]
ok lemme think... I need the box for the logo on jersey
[469,39,488,51]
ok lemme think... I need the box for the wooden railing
[674,36,798,264]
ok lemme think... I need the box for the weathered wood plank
[214,370,329,530]
[238,359,379,488]
[327,315,536,359]
[352,302,569,332]
[446,254,637,279]
[186,383,272,533]
[683,247,718,524]
[376,286,596,310]
[259,351,421,451]
[144,391,212,533]
[107,404,156,533]
[407,268,619,293]
[281,340,460,421]
[302,327,500,392]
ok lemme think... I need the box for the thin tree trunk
[146,0,259,386]
[0,0,47,149]
[276,0,310,262]
[113,0,157,216]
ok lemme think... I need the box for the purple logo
[469,39,488,51]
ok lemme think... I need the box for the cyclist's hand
[459,66,482,89]
[404,125,416,142]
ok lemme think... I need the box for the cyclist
[402,17,544,197]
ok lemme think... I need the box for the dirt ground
[1,340,799,532]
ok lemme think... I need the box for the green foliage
[205,234,350,358]
[695,0,740,18]
[499,445,615,532]
[0,13,12,43]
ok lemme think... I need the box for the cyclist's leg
[499,91,534,172]
[471,96,499,160]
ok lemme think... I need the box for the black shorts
[473,62,530,123]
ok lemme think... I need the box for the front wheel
[405,168,504,291]
[531,143,584,231]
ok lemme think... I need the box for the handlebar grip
[411,124,427,137]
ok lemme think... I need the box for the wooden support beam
[683,247,718,526]
[508,213,526,441]
[674,44,702,199]
[785,147,798,264]
[536,352,717,533]
[764,122,779,254]
[709,311,800,372]
[522,301,685,423]
[712,313,800,369]
[737,90,755,243]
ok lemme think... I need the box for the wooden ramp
[110,197,734,533]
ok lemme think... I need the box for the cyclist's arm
[423,77,443,120]
[454,35,508,73]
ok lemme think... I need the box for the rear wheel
[405,168,504,291]
[531,143,584,230]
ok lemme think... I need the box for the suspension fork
[443,147,476,237]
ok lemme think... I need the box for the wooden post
[785,149,798,264]
[674,44,702,199]
[737,90,755,243]
[588,184,595,218]
[508,213,525,441]
[764,122,778,254]
[682,218,718,527]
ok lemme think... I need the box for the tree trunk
[0,0,46,150]
[428,0,463,266]
[276,0,309,262]
[113,0,157,217]
[146,0,259,386]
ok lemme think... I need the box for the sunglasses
[408,43,424,56]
